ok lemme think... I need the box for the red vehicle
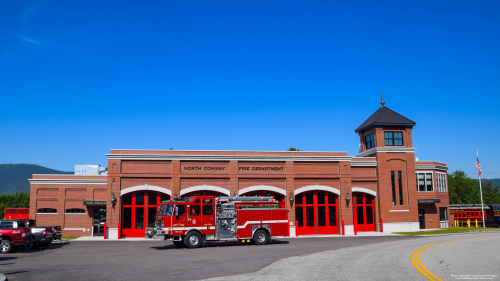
[4,207,29,220]
[450,204,490,225]
[0,222,31,253]
[154,196,289,248]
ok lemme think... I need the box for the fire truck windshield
[157,204,173,216]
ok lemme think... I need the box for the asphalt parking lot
[1,235,421,281]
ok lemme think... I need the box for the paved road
[1,236,418,281]
[1,233,498,281]
[204,232,500,281]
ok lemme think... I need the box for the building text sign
[238,162,285,174]
[83,201,107,206]
[181,162,229,174]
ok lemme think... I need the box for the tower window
[384,132,403,146]
[365,134,375,149]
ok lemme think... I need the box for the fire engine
[153,196,289,248]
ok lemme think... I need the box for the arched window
[37,208,57,213]
[65,208,86,214]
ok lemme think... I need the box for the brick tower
[355,94,420,231]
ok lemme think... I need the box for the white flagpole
[477,147,485,228]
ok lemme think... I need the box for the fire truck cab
[154,196,289,248]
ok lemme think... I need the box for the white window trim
[436,172,447,192]
[64,213,87,215]
[416,171,434,192]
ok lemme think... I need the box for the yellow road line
[411,236,499,281]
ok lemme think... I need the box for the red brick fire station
[29,102,450,238]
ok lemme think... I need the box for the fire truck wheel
[253,230,269,245]
[1,240,13,254]
[173,240,185,248]
[184,232,203,248]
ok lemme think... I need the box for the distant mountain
[0,164,72,194]
[481,179,500,186]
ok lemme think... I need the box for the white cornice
[106,154,353,162]
[358,147,417,157]
[29,179,107,185]
[111,149,348,153]
[415,165,449,171]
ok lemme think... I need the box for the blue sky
[0,1,499,178]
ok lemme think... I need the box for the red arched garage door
[122,191,170,238]
[353,192,375,232]
[295,191,338,235]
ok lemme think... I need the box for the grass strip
[394,227,500,235]
[61,236,81,239]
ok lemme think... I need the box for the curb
[0,273,6,281]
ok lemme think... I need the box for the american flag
[476,156,482,177]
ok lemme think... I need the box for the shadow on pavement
[151,240,289,250]
[3,270,29,276]
[16,241,71,254]
[0,257,18,265]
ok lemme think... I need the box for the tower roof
[355,105,416,133]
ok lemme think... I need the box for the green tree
[480,181,500,204]
[448,170,479,204]
[287,147,303,151]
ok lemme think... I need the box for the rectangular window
[296,206,303,227]
[317,206,326,226]
[416,172,434,192]
[365,134,375,149]
[296,194,303,205]
[135,207,144,229]
[436,173,447,192]
[439,207,448,221]
[136,192,144,205]
[123,207,132,229]
[357,206,365,224]
[148,207,156,228]
[176,205,186,216]
[0,222,14,228]
[123,194,132,205]
[190,205,200,216]
[426,173,433,191]
[328,206,337,226]
[398,171,404,205]
[317,192,325,204]
[305,192,314,205]
[202,205,213,215]
[148,192,157,206]
[366,206,373,224]
[391,171,396,206]
[328,193,336,204]
[306,206,315,227]
[384,132,404,146]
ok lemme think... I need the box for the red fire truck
[4,207,29,220]
[154,196,289,248]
